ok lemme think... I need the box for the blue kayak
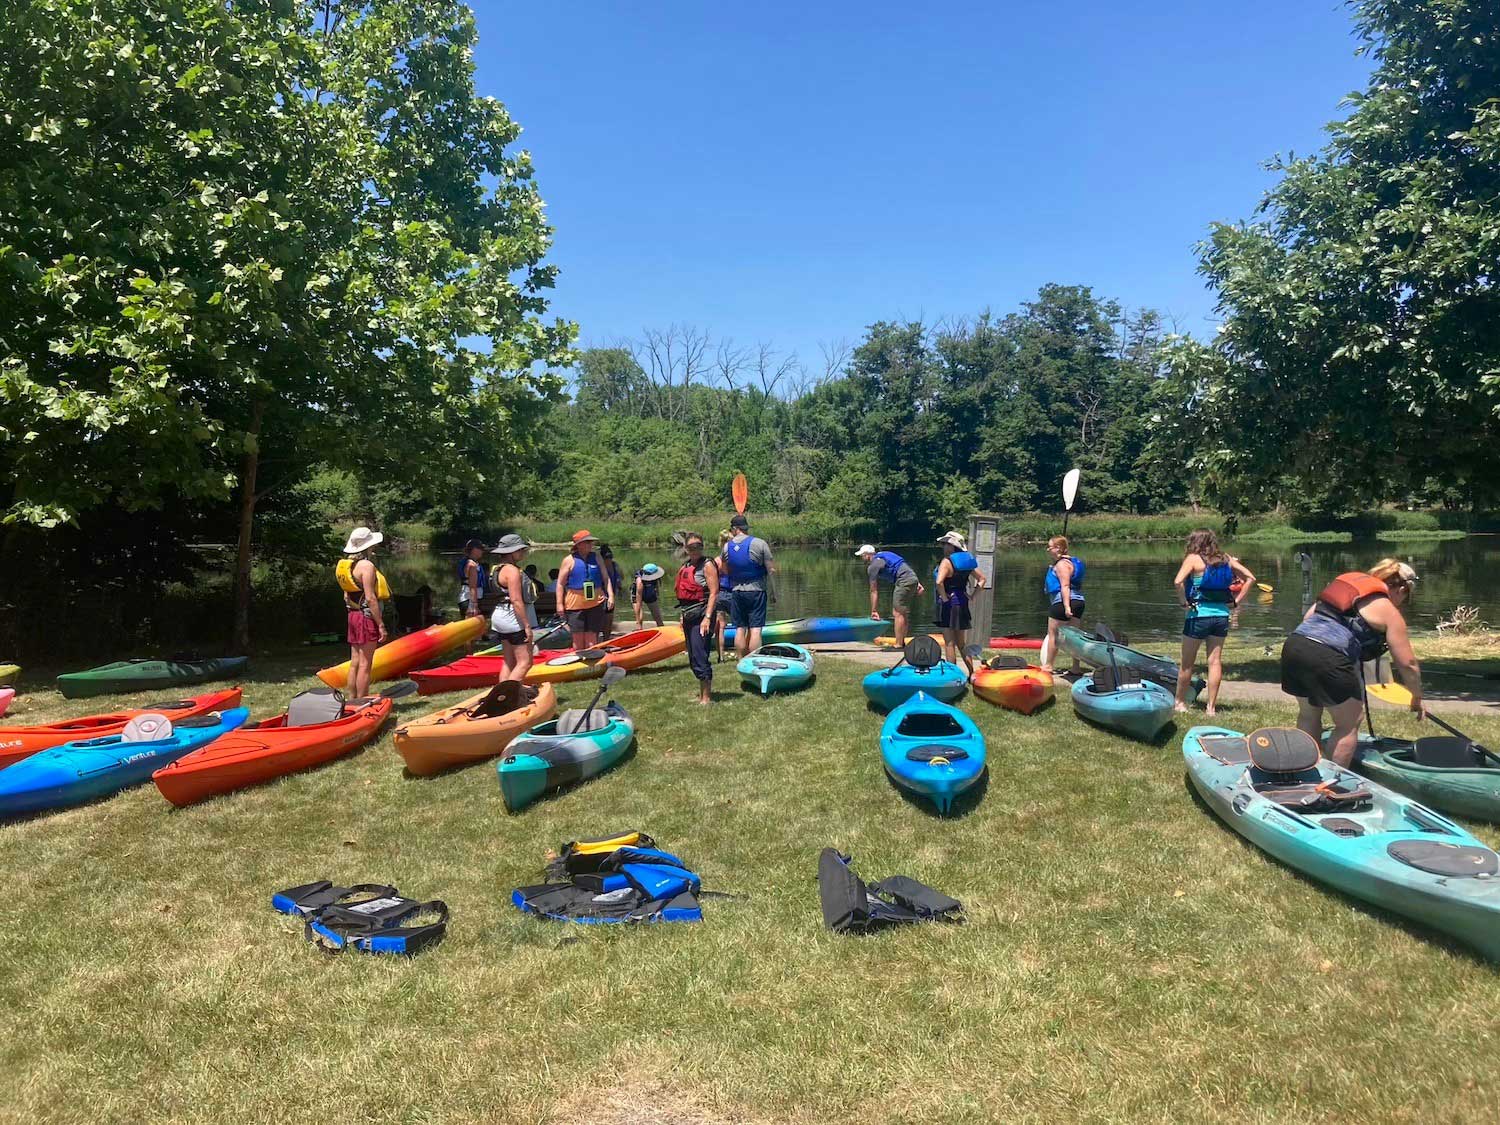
[721,617,887,646]
[879,692,986,814]
[1185,725,1500,961]
[1071,674,1175,741]
[736,644,814,695]
[0,707,249,817]
[862,660,967,711]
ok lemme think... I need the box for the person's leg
[1324,697,1365,766]
[352,643,376,699]
[1294,696,1323,742]
[684,613,713,703]
[1203,634,1226,716]
[650,603,663,627]
[745,589,767,654]
[1040,615,1061,673]
[1176,635,1202,711]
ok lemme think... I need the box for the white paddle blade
[1062,468,1081,512]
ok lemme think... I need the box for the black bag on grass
[818,849,962,934]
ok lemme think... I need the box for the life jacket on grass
[336,558,391,601]
[818,849,963,934]
[1294,572,1390,664]
[272,880,448,956]
[512,831,714,924]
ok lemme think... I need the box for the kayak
[0,689,11,719]
[0,688,244,770]
[862,660,967,712]
[721,617,887,646]
[1334,733,1500,824]
[971,664,1054,715]
[394,683,558,776]
[477,615,570,654]
[57,657,249,699]
[874,635,1043,651]
[498,700,635,812]
[880,692,986,814]
[737,644,815,695]
[0,707,249,817]
[524,627,685,685]
[0,664,17,686]
[316,616,485,690]
[1185,724,1500,961]
[152,696,394,806]
[1071,674,1175,741]
[1057,625,1202,699]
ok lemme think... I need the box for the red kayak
[410,650,567,695]
[153,695,393,806]
[0,687,243,770]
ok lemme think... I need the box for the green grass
[5,651,1500,1121]
[1376,529,1468,541]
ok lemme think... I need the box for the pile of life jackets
[512,830,709,924]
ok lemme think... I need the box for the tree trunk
[231,402,265,654]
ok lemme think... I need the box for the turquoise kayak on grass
[862,660,967,712]
[1331,733,1500,825]
[497,701,635,812]
[1057,625,1202,699]
[736,644,814,695]
[880,692,986,815]
[1185,725,1500,961]
[1071,674,1175,741]
[721,617,887,647]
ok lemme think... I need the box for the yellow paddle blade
[1256,583,1274,593]
[1367,682,1414,705]
[732,472,748,514]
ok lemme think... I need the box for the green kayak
[57,657,249,700]
[1334,733,1500,824]
[1058,625,1203,699]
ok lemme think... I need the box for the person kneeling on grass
[673,535,721,705]
[721,514,776,658]
[633,563,665,627]
[855,544,923,646]
[1172,528,1256,716]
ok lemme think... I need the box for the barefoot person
[556,530,613,652]
[1173,529,1256,715]
[1281,559,1426,766]
[714,530,734,662]
[456,538,489,621]
[721,513,776,658]
[854,544,923,646]
[1038,536,1085,677]
[339,526,388,699]
[934,531,986,667]
[488,534,534,683]
[673,534,721,705]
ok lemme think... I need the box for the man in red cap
[555,530,614,651]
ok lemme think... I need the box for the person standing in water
[339,526,389,699]
[854,544,923,646]
[673,534,721,705]
[556,530,613,652]
[1038,535,1085,677]
[934,531,986,668]
[456,539,489,621]
[1172,529,1256,715]
[721,514,776,658]
[488,534,535,683]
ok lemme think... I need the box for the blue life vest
[567,553,603,591]
[635,569,660,604]
[1044,556,1085,605]
[871,550,908,584]
[724,536,766,584]
[950,551,978,574]
[939,551,978,608]
[457,556,489,601]
[1190,559,1235,614]
[1294,591,1388,665]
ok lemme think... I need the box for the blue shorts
[731,589,768,629]
[1184,613,1230,640]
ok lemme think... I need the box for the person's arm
[633,576,644,624]
[867,559,882,619]
[1373,604,1424,715]
[555,557,571,611]
[1057,560,1074,615]
[1230,557,1256,607]
[505,566,531,642]
[764,542,777,604]
[935,559,953,601]
[466,560,481,617]
[603,565,615,610]
[702,561,719,635]
[1173,556,1196,608]
[358,560,386,642]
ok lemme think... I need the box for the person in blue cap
[633,562,665,628]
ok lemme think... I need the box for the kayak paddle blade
[1062,468,1081,512]
[732,472,748,514]
[1367,682,1413,705]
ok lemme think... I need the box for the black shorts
[1281,633,1362,707]
[1047,599,1084,622]
[1184,613,1230,640]
[937,602,972,631]
[564,605,607,634]
[493,629,529,647]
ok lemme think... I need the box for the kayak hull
[879,691,987,815]
[0,707,250,817]
[0,689,12,718]
[57,657,249,699]
[153,697,393,806]
[498,701,635,812]
[722,617,887,647]
[1058,625,1203,699]
[0,665,18,686]
[0,688,245,770]
[1071,676,1175,741]
[524,627,685,685]
[875,635,1042,651]
[1185,725,1500,961]
[1341,734,1500,824]
[394,684,558,776]
[972,665,1054,715]
[861,662,968,712]
[317,617,485,689]
[736,644,815,695]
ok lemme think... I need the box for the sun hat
[491,533,530,556]
[1395,562,1419,584]
[936,530,968,549]
[640,563,664,580]
[571,529,598,546]
[854,544,876,558]
[343,526,383,555]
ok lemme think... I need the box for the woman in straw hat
[341,526,388,698]
[489,534,535,683]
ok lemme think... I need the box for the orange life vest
[1317,572,1389,613]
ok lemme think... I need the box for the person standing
[1172,529,1256,715]
[556,530,613,652]
[488,534,535,683]
[934,531,986,668]
[339,526,389,699]
[1038,535,1085,677]
[633,563,665,627]
[456,539,489,621]
[520,563,542,632]
[721,514,776,658]
[598,543,624,640]
[715,529,734,662]
[673,534,721,705]
[1281,560,1426,766]
[854,544,923,646]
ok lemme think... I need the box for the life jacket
[457,556,489,601]
[938,551,979,608]
[675,558,710,604]
[511,831,708,924]
[487,563,516,606]
[1190,558,1235,607]
[870,550,908,584]
[818,849,963,934]
[272,880,447,956]
[1294,572,1390,663]
[1043,556,1085,604]
[563,552,604,610]
[723,535,766,584]
[336,558,391,600]
[635,569,660,603]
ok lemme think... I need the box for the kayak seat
[1246,728,1372,811]
[904,635,943,671]
[896,713,964,739]
[468,681,523,720]
[1388,840,1499,878]
[556,709,610,735]
[1411,736,1488,769]
[752,661,790,670]
[905,743,970,763]
[1199,736,1252,765]
[1087,667,1122,693]
[121,713,173,742]
[1247,728,1320,774]
[758,645,803,660]
[287,688,345,728]
[986,655,1029,670]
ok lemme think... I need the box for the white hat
[343,526,384,555]
[936,530,967,549]
[854,544,875,558]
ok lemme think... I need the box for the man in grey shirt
[855,544,924,647]
[722,513,777,657]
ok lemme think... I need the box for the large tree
[0,0,574,647]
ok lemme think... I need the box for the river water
[386,537,1500,644]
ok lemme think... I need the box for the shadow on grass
[886,764,991,819]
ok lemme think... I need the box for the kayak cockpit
[895,712,965,740]
[1384,737,1499,772]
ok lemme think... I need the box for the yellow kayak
[0,665,17,686]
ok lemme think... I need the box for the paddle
[732,472,748,515]
[352,680,420,706]
[1061,468,1080,536]
[962,642,982,678]
[577,664,627,732]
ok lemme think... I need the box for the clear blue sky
[475,1,1373,365]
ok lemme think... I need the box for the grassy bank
[4,650,1500,1121]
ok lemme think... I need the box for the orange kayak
[316,617,485,689]
[524,627,686,685]
[394,683,557,776]
[153,695,393,806]
[971,665,1055,715]
[0,687,244,770]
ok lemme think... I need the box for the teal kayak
[1071,674,1175,741]
[736,644,814,695]
[879,692,986,814]
[721,617,887,646]
[1057,625,1202,699]
[498,701,635,812]
[862,660,967,712]
[1186,724,1500,961]
[57,657,249,699]
[1333,733,1500,824]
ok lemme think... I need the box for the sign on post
[967,514,999,645]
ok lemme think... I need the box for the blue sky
[475,1,1374,365]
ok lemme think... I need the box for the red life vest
[675,558,709,603]
[1318,572,1389,613]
